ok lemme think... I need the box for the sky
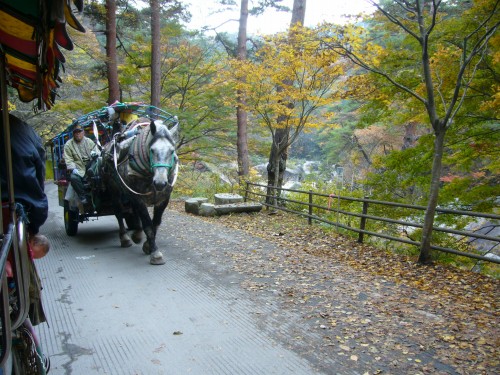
[183,0,375,35]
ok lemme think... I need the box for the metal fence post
[358,197,369,243]
[308,190,313,225]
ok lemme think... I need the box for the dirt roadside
[166,201,499,375]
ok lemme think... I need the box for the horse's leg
[131,228,143,245]
[101,163,132,248]
[145,197,170,265]
[118,216,133,248]
[131,199,165,265]
[115,201,132,248]
[152,198,169,235]
[125,211,143,244]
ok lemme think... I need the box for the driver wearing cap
[63,123,97,205]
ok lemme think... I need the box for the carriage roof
[0,0,86,111]
[49,102,179,148]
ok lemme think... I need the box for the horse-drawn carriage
[49,102,180,265]
[49,102,179,237]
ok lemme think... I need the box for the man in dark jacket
[1,112,49,326]
[1,113,48,235]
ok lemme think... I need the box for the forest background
[9,0,499,270]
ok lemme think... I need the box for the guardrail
[242,181,500,264]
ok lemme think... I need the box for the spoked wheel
[11,322,50,374]
[64,201,79,236]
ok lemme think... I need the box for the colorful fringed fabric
[0,0,85,110]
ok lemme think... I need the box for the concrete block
[185,197,208,214]
[199,203,216,217]
[214,202,263,215]
[214,193,244,205]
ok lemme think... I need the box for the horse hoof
[121,239,133,248]
[150,251,165,265]
[142,242,151,255]
[120,234,133,248]
[131,230,143,244]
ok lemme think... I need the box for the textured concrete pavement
[33,183,330,375]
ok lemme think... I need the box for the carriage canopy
[0,0,85,110]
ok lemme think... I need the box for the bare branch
[445,20,500,126]
[321,40,427,105]
[368,0,421,42]
[425,0,442,35]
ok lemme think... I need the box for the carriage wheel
[64,201,79,236]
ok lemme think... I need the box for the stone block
[199,203,216,217]
[185,197,208,214]
[214,193,244,205]
[214,202,263,215]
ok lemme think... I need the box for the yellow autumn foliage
[223,26,345,136]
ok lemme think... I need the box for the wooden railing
[242,181,500,264]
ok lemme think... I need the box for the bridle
[112,133,178,196]
[149,150,176,173]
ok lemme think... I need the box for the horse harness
[109,122,176,196]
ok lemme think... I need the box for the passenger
[0,113,48,237]
[0,112,49,325]
[63,123,98,205]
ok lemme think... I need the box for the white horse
[101,118,179,265]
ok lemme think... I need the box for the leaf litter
[168,202,499,374]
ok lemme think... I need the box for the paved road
[34,183,333,375]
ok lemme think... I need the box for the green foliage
[364,134,434,204]
[172,168,234,199]
[362,119,500,213]
[316,107,359,166]
[84,1,187,35]
[281,178,366,238]
[118,32,236,164]
[315,0,500,253]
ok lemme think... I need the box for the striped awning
[0,0,85,110]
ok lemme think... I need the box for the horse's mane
[126,117,174,145]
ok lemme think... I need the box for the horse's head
[149,119,179,192]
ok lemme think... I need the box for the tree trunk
[272,150,281,207]
[236,0,250,178]
[266,128,288,206]
[266,0,306,195]
[290,0,306,25]
[150,0,161,107]
[105,0,120,104]
[352,134,371,166]
[418,127,446,263]
[266,146,283,208]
